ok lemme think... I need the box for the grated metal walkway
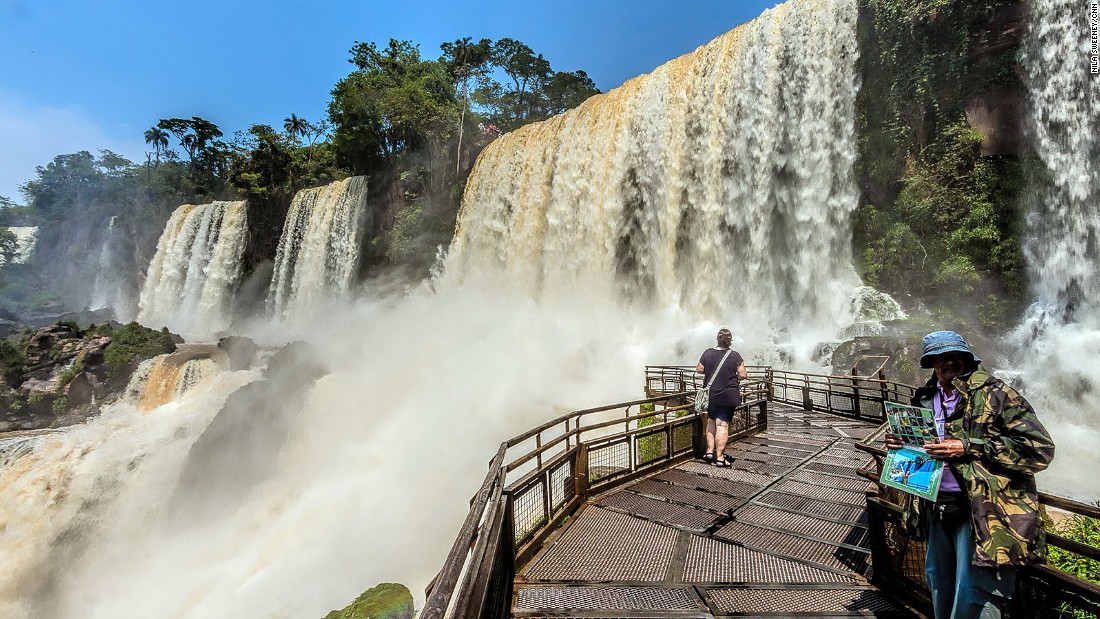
[512,403,920,618]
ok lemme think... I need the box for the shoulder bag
[695,348,733,413]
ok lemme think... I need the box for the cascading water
[0,226,38,265]
[90,216,134,320]
[1010,0,1100,499]
[128,346,228,413]
[137,202,248,337]
[0,2,918,618]
[445,0,880,359]
[268,176,369,321]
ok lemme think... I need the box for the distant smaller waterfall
[0,226,37,265]
[137,202,248,336]
[268,176,369,319]
[90,216,134,319]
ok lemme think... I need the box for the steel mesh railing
[770,369,916,422]
[426,365,1097,619]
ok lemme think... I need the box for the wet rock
[173,340,328,517]
[217,336,257,371]
[1,321,180,430]
[264,340,327,382]
[63,371,96,408]
[23,323,81,369]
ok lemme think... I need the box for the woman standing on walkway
[696,328,748,466]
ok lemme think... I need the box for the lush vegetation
[101,322,177,378]
[321,583,414,619]
[855,0,1025,332]
[1048,508,1100,584]
[0,338,26,385]
[328,37,598,271]
[0,36,598,317]
[1044,506,1100,617]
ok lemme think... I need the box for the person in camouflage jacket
[888,331,1054,619]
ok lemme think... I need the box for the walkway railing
[425,365,1100,619]
[422,378,768,619]
[645,365,916,422]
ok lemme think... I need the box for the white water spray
[1011,0,1100,499]
[90,216,135,320]
[137,202,248,337]
[268,176,370,321]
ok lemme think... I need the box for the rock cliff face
[965,2,1026,156]
[0,321,177,431]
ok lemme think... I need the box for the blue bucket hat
[920,330,981,369]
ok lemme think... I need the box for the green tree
[283,114,307,145]
[228,124,294,196]
[441,37,493,173]
[19,151,102,222]
[487,38,552,129]
[156,117,228,194]
[328,39,459,174]
[542,70,599,116]
[144,126,169,165]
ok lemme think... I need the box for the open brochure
[879,402,944,501]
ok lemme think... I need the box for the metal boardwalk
[512,403,918,618]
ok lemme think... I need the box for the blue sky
[0,0,783,201]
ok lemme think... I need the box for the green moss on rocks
[855,0,1027,335]
[102,322,177,379]
[322,583,414,619]
[0,338,26,385]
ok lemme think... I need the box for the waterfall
[90,216,134,319]
[268,176,369,321]
[129,347,227,413]
[1021,0,1100,328]
[1010,0,1100,499]
[0,226,38,265]
[445,0,869,350]
[137,201,248,337]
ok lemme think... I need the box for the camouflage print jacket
[900,366,1056,567]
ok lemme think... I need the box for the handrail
[423,387,711,618]
[427,365,1099,619]
[504,392,694,448]
[504,399,698,473]
[421,443,508,619]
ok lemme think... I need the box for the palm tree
[283,114,307,145]
[144,127,169,165]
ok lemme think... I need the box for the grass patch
[102,322,176,379]
[322,583,414,619]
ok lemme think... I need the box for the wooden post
[574,445,589,501]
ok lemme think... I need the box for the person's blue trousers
[925,511,1016,619]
